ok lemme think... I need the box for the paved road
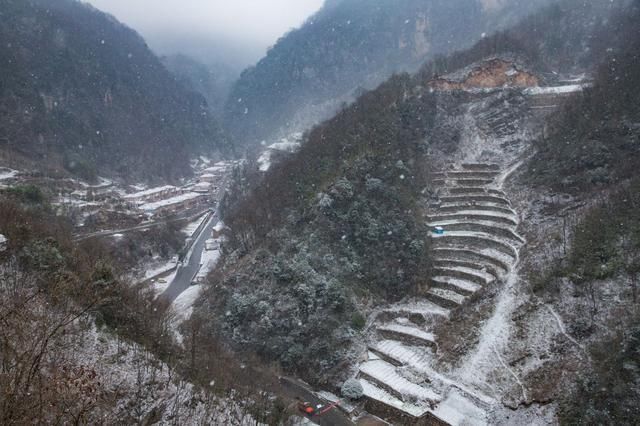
[279,377,354,426]
[160,210,218,302]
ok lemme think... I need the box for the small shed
[0,234,7,251]
[211,221,226,238]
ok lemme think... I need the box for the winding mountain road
[160,211,219,303]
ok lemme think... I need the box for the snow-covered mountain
[0,0,227,182]
[200,0,639,423]
[223,0,554,150]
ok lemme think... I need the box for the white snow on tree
[317,192,334,209]
[341,378,364,400]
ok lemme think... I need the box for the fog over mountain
[84,0,324,69]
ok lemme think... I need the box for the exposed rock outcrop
[429,59,539,91]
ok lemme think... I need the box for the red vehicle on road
[297,401,316,416]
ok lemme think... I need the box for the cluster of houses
[122,161,234,218]
[0,160,237,232]
[123,185,202,216]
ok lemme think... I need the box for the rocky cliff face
[428,59,540,91]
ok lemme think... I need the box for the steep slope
[224,0,552,149]
[194,2,633,423]
[512,3,640,423]
[0,0,226,182]
[359,161,526,425]
[0,191,272,424]
[207,74,438,383]
[527,2,640,192]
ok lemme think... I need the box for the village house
[193,182,212,193]
[199,173,217,183]
[123,185,180,208]
[139,192,208,217]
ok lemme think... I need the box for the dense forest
[201,73,437,383]
[0,0,227,182]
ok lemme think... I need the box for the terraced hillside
[357,163,524,425]
[354,78,587,424]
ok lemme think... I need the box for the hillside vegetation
[224,0,551,148]
[0,185,285,424]
[523,2,640,423]
[0,0,226,182]
[528,1,640,192]
[201,74,438,383]
[196,0,625,385]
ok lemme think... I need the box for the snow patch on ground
[0,168,19,180]
[140,192,204,212]
[360,379,427,417]
[454,268,523,399]
[172,284,203,327]
[257,136,302,172]
[77,176,112,188]
[144,260,178,280]
[433,389,488,426]
[152,270,177,296]
[54,196,101,208]
[123,185,177,200]
[69,324,259,424]
[523,84,586,95]
[384,299,451,318]
[379,323,435,343]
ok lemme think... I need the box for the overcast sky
[85,0,324,69]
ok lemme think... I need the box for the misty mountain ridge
[223,0,554,150]
[0,0,227,183]
[161,53,238,117]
